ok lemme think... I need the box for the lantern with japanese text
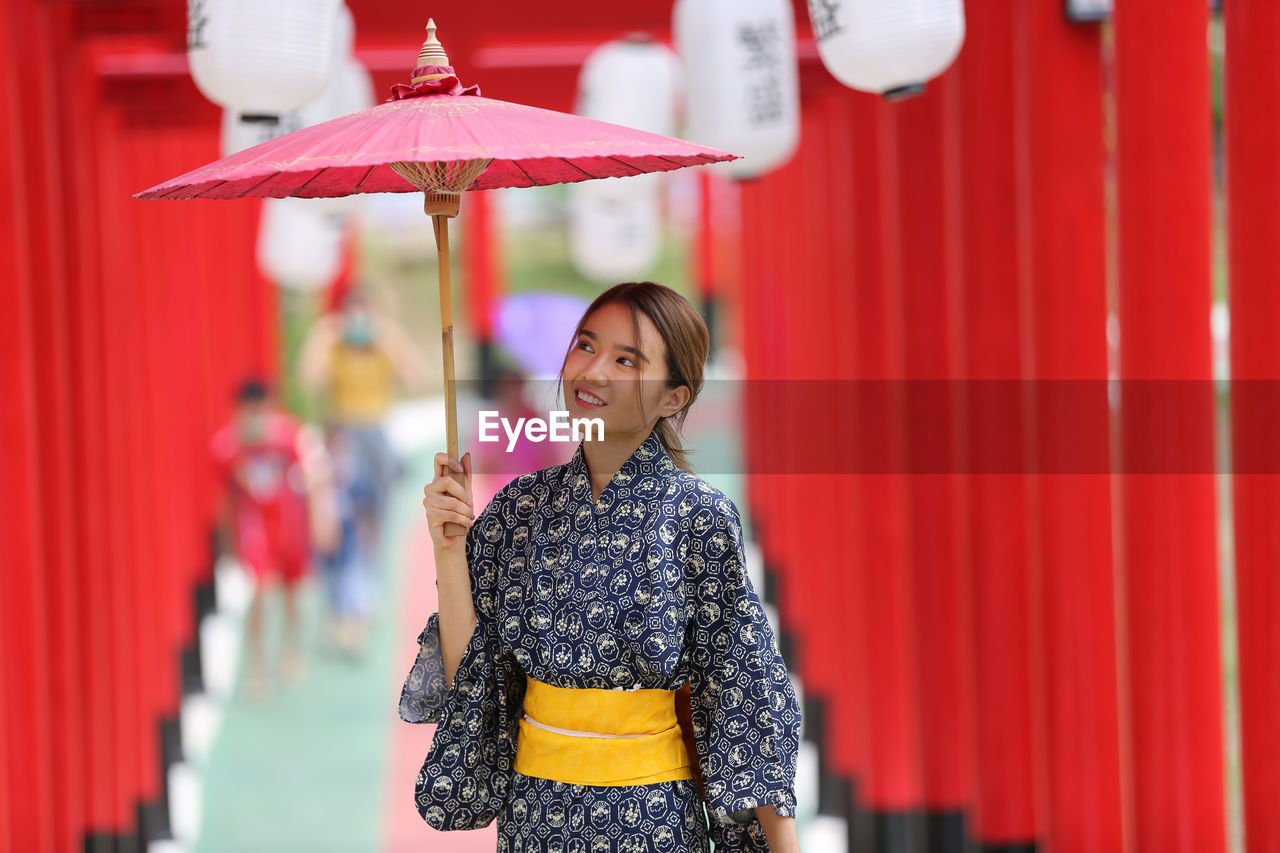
[188,0,343,119]
[805,0,965,98]
[674,0,799,178]
[217,4,355,156]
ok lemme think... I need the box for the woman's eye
[578,340,593,352]
[618,357,635,368]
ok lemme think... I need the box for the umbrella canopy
[136,19,735,536]
[136,94,737,199]
[135,24,738,203]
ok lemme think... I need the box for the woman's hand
[424,451,474,550]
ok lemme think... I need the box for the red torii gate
[2,1,1275,852]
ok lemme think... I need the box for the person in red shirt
[210,377,312,702]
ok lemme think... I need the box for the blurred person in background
[210,376,313,703]
[317,425,376,659]
[299,287,427,652]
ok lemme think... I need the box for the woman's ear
[662,384,691,417]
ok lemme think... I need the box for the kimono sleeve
[685,489,802,850]
[396,487,522,831]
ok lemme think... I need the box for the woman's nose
[582,352,609,383]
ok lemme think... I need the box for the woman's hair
[558,282,709,471]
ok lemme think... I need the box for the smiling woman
[558,283,709,480]
[406,281,803,852]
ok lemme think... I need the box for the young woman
[401,282,802,852]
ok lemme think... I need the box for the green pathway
[195,447,432,853]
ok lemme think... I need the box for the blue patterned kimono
[399,427,801,851]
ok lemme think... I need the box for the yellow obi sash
[513,675,696,787]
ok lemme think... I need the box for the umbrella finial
[417,18,450,68]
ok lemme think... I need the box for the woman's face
[562,301,687,441]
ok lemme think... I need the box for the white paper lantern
[569,175,664,284]
[575,37,682,136]
[674,0,800,178]
[221,109,305,157]
[187,0,343,117]
[330,3,355,66]
[806,0,965,96]
[568,38,677,283]
[257,197,345,291]
[218,4,359,158]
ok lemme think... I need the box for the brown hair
[558,282,709,471]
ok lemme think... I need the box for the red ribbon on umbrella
[387,65,481,101]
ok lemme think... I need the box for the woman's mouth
[574,387,606,409]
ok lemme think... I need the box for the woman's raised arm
[424,450,476,686]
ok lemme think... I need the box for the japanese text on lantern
[807,0,843,41]
[187,0,209,50]
[738,20,784,126]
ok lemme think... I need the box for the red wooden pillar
[0,7,56,846]
[1113,1,1225,850]
[117,106,162,839]
[465,188,499,347]
[821,85,871,796]
[1224,1,1280,848]
[792,97,831,699]
[782,92,854,818]
[1017,5,1126,852]
[888,70,974,849]
[169,122,209,671]
[8,1,84,848]
[693,170,718,354]
[0,227,55,853]
[765,150,803,653]
[750,162,794,627]
[148,123,189,720]
[123,114,175,826]
[63,34,119,846]
[465,187,499,395]
[739,179,767,527]
[96,102,144,842]
[850,91,924,843]
[112,116,151,831]
[954,2,1038,846]
[0,623,9,848]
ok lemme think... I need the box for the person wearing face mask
[404,282,803,853]
[210,377,314,702]
[298,288,427,657]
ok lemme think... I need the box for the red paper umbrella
[138,20,739,534]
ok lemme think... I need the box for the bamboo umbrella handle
[432,213,470,539]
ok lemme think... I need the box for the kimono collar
[564,427,677,507]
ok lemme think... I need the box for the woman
[401,282,802,852]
